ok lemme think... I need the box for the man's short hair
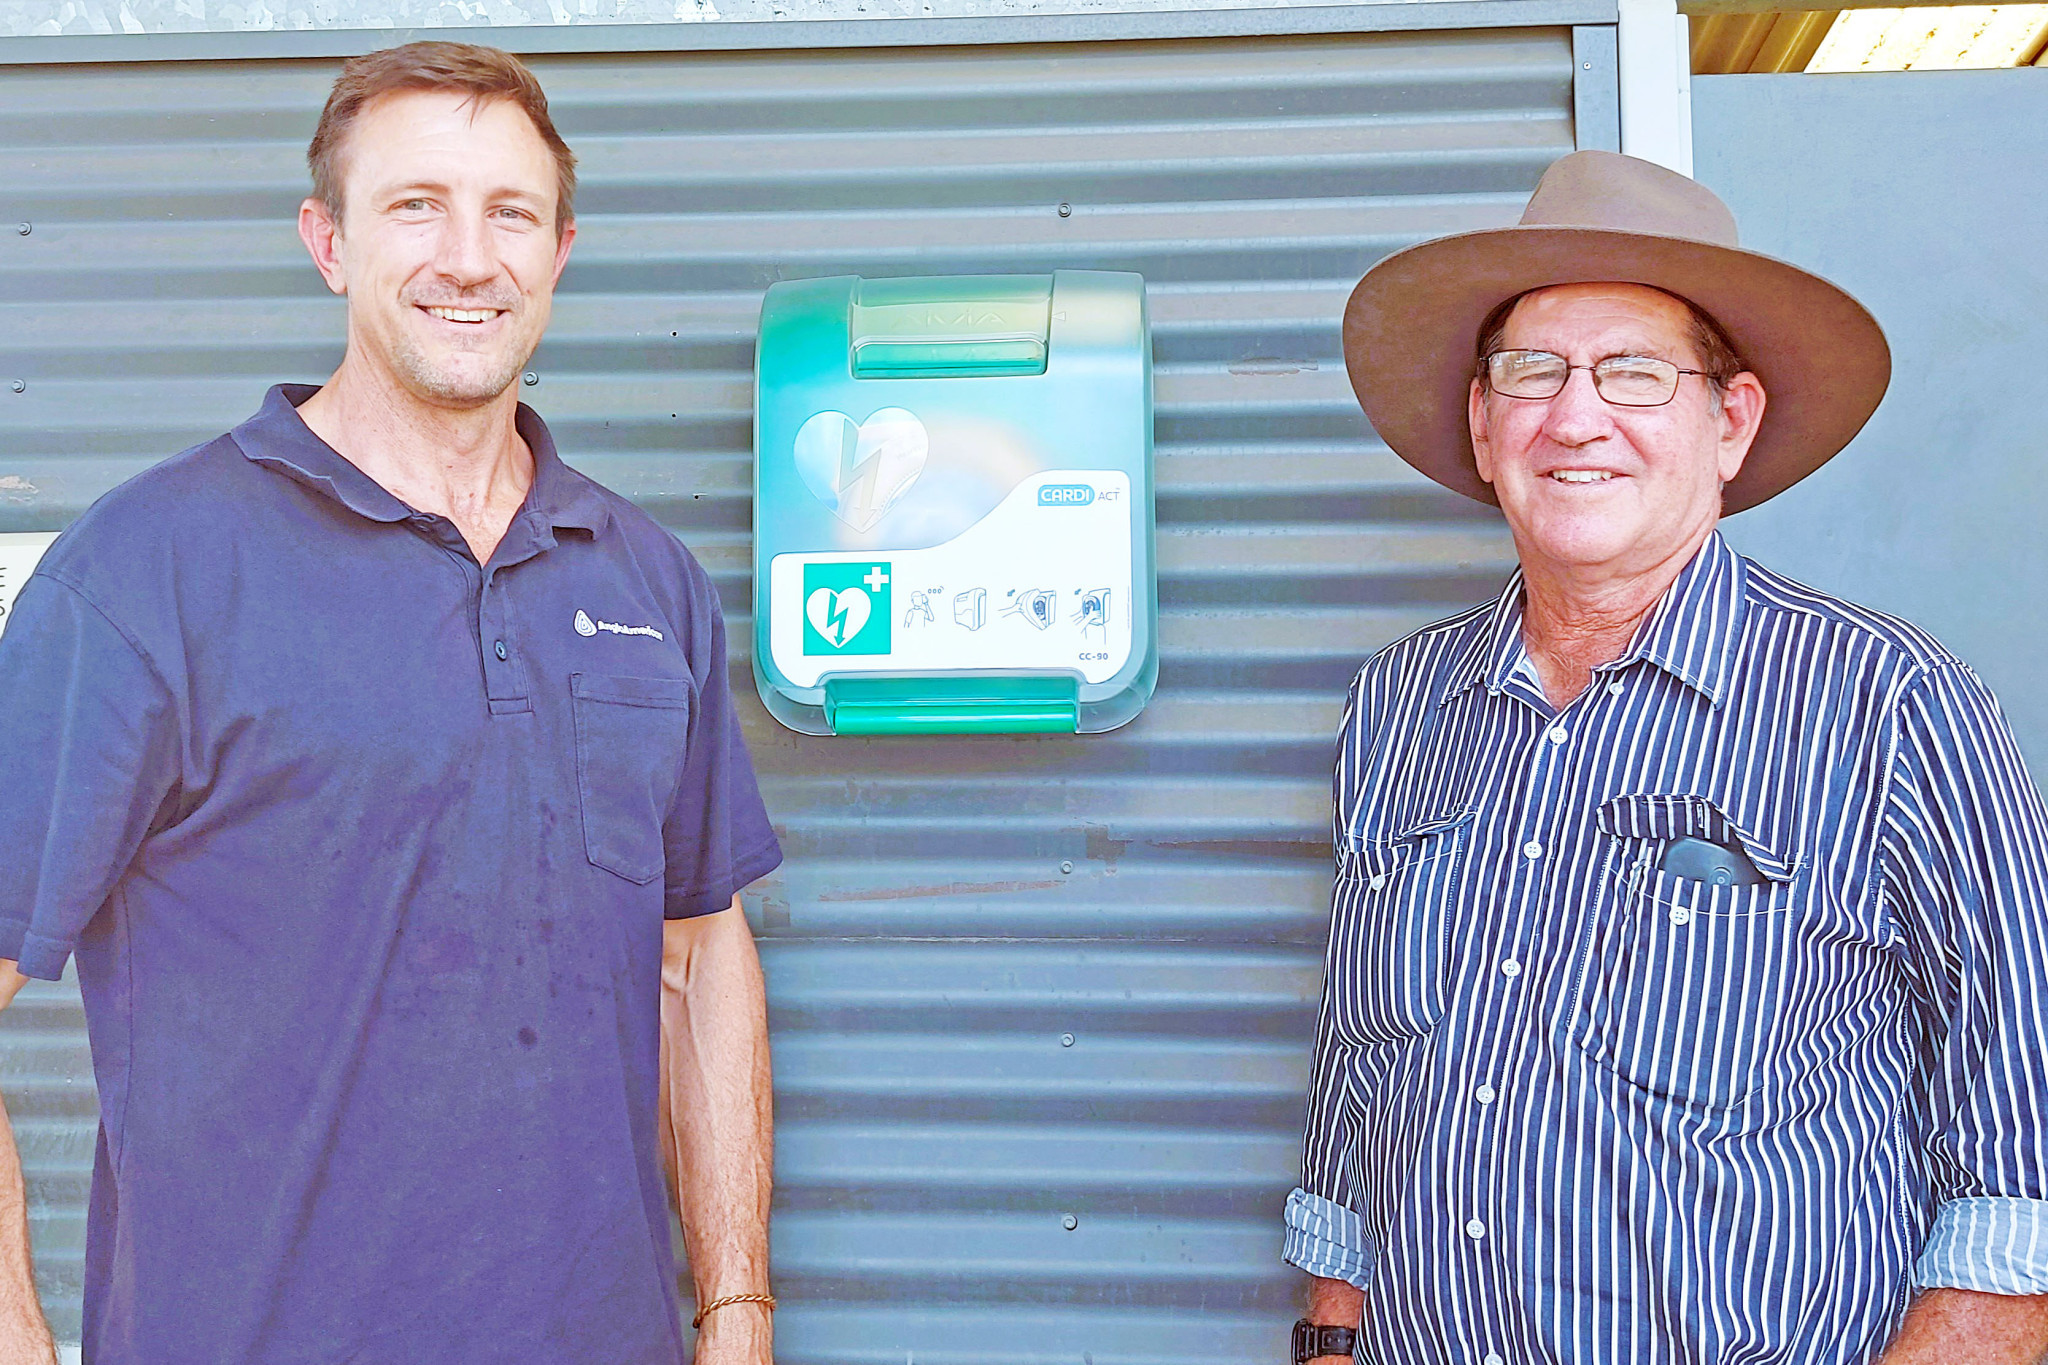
[307,41,578,232]
[1473,286,1746,392]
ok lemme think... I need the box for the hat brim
[1343,226,1891,515]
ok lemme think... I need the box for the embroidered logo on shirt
[573,609,664,642]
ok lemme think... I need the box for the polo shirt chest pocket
[1324,809,1476,1046]
[570,673,694,885]
[1567,793,1803,1108]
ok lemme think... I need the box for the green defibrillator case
[751,271,1156,736]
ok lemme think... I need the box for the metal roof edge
[1680,0,2010,16]
[0,0,1617,66]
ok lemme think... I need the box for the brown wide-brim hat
[1344,150,1890,514]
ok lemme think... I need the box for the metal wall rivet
[1060,1032,1075,1048]
[523,372,539,386]
[1059,860,1074,874]
[1061,1214,1078,1231]
[1057,203,1072,218]
[1583,61,1593,69]
[9,380,22,394]
[15,223,29,236]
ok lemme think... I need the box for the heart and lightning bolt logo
[793,408,928,533]
[802,562,892,655]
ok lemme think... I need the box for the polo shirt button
[1499,959,1521,978]
[1546,726,1568,745]
[1522,840,1543,859]
[494,640,509,661]
[1464,1218,1487,1240]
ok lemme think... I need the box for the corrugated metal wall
[0,22,1569,1358]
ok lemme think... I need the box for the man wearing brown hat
[1283,150,2048,1365]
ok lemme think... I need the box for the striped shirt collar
[1443,529,1749,709]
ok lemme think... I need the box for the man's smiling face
[311,88,574,408]
[1467,282,1765,586]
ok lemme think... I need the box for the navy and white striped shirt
[1285,531,2048,1364]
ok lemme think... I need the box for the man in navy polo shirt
[0,43,782,1364]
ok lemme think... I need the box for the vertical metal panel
[1574,22,1623,145]
[0,26,1562,1357]
[1696,68,2048,768]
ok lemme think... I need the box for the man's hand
[1880,1287,2048,1363]
[0,964,57,1365]
[659,902,773,1365]
[1304,1274,1364,1365]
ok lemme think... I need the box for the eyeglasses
[1483,350,1712,407]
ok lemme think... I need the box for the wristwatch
[1291,1319,1356,1363]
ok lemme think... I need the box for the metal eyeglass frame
[1482,349,1712,408]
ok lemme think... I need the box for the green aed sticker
[802,561,892,656]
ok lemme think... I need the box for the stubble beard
[386,326,535,408]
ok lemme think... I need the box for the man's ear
[1716,371,1767,484]
[297,197,349,297]
[550,218,578,287]
[1468,376,1497,486]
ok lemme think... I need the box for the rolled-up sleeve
[1916,1197,2048,1294]
[0,572,180,979]
[1880,661,2048,1294]
[1285,673,1377,1290]
[1284,994,1376,1287]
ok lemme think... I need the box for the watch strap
[1291,1319,1357,1363]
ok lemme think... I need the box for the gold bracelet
[692,1291,776,1330]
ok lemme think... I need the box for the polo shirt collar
[1442,530,1748,709]
[232,384,610,538]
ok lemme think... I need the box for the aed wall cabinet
[752,271,1156,736]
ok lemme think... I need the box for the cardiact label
[770,471,1133,689]
[1037,484,1096,507]
[0,532,58,639]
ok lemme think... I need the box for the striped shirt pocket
[1568,794,1804,1109]
[1326,809,1476,1046]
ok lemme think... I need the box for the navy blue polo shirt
[0,385,781,1363]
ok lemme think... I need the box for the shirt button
[1499,959,1522,978]
[1484,1354,1506,1365]
[494,640,509,661]
[1607,680,1625,697]
[1368,873,1387,891]
[1464,1218,1487,1240]
[1522,840,1543,860]
[1474,1083,1497,1104]
[1670,908,1692,926]
[1546,726,1568,745]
